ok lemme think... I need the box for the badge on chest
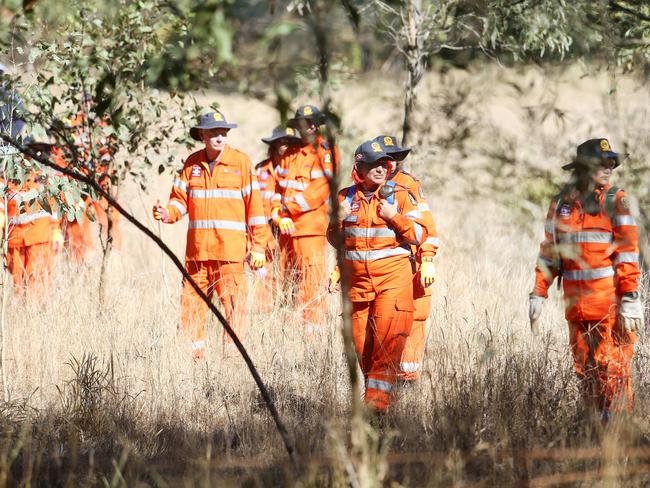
[559,204,571,218]
[191,165,202,178]
[351,199,361,212]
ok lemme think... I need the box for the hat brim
[562,152,621,171]
[261,134,302,145]
[357,153,394,165]
[190,122,237,141]
[386,147,411,161]
[287,115,324,128]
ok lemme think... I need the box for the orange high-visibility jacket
[255,158,278,221]
[331,184,428,302]
[271,143,331,237]
[534,185,639,322]
[390,169,439,259]
[1,174,58,248]
[167,146,267,262]
[315,135,339,175]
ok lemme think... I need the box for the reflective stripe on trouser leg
[569,313,636,414]
[180,260,211,353]
[294,235,327,331]
[213,261,247,354]
[400,294,432,381]
[364,287,414,411]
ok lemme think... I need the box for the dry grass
[1,63,650,486]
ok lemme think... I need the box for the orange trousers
[64,217,93,262]
[181,260,247,359]
[279,234,327,333]
[569,312,636,414]
[251,247,278,313]
[94,199,123,250]
[352,285,413,411]
[7,243,53,296]
[400,280,432,380]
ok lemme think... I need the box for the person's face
[591,158,615,186]
[201,128,229,152]
[357,158,390,187]
[295,119,318,140]
[271,139,292,158]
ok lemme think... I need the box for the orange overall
[332,183,428,410]
[390,169,439,380]
[252,157,279,311]
[166,146,267,357]
[534,185,640,413]
[2,174,59,296]
[271,142,333,332]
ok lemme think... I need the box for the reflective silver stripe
[418,203,430,212]
[169,200,187,216]
[173,178,187,192]
[614,252,639,265]
[344,248,410,261]
[324,169,333,178]
[8,210,51,225]
[400,362,420,373]
[191,340,205,350]
[241,181,260,197]
[343,215,358,223]
[614,215,636,227]
[276,168,288,176]
[558,232,612,244]
[248,216,267,226]
[271,194,282,201]
[262,191,274,199]
[188,220,246,231]
[189,189,241,199]
[545,222,555,234]
[344,227,397,238]
[537,255,557,267]
[367,378,392,392]
[413,222,424,243]
[563,266,615,281]
[424,236,440,246]
[295,193,310,211]
[310,170,324,179]
[405,210,421,219]
[279,180,306,191]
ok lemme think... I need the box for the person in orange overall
[252,125,302,311]
[270,112,333,333]
[1,139,62,296]
[153,111,267,361]
[529,138,642,421]
[329,140,428,411]
[373,135,439,382]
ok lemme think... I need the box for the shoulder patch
[620,196,630,210]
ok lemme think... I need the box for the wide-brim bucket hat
[372,134,411,161]
[261,125,302,144]
[190,111,237,141]
[562,138,622,171]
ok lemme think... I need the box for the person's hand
[529,294,545,335]
[338,200,352,221]
[378,199,398,222]
[419,258,435,287]
[153,200,171,223]
[618,293,644,333]
[51,226,64,252]
[248,251,266,270]
[278,217,295,235]
[328,266,341,293]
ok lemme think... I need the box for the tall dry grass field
[1,64,650,486]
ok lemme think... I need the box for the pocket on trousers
[394,298,414,313]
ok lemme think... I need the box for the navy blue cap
[372,135,411,161]
[288,104,324,127]
[354,140,394,165]
[562,138,621,170]
[190,111,237,141]
[261,125,302,144]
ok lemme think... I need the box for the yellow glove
[248,251,266,270]
[278,217,295,235]
[153,200,171,222]
[328,266,341,293]
[419,259,436,287]
[271,207,281,225]
[51,226,64,252]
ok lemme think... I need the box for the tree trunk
[401,0,424,147]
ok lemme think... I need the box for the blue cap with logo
[354,140,394,165]
[562,138,621,170]
[372,134,411,161]
[261,125,302,144]
[190,111,237,141]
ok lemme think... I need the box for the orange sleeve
[167,164,190,223]
[241,156,268,254]
[533,199,560,298]
[611,190,640,294]
[326,189,347,248]
[283,155,330,217]
[390,190,427,246]
[410,180,438,258]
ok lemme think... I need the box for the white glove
[529,295,545,335]
[618,294,644,333]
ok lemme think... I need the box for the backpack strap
[344,185,356,206]
[604,186,620,221]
